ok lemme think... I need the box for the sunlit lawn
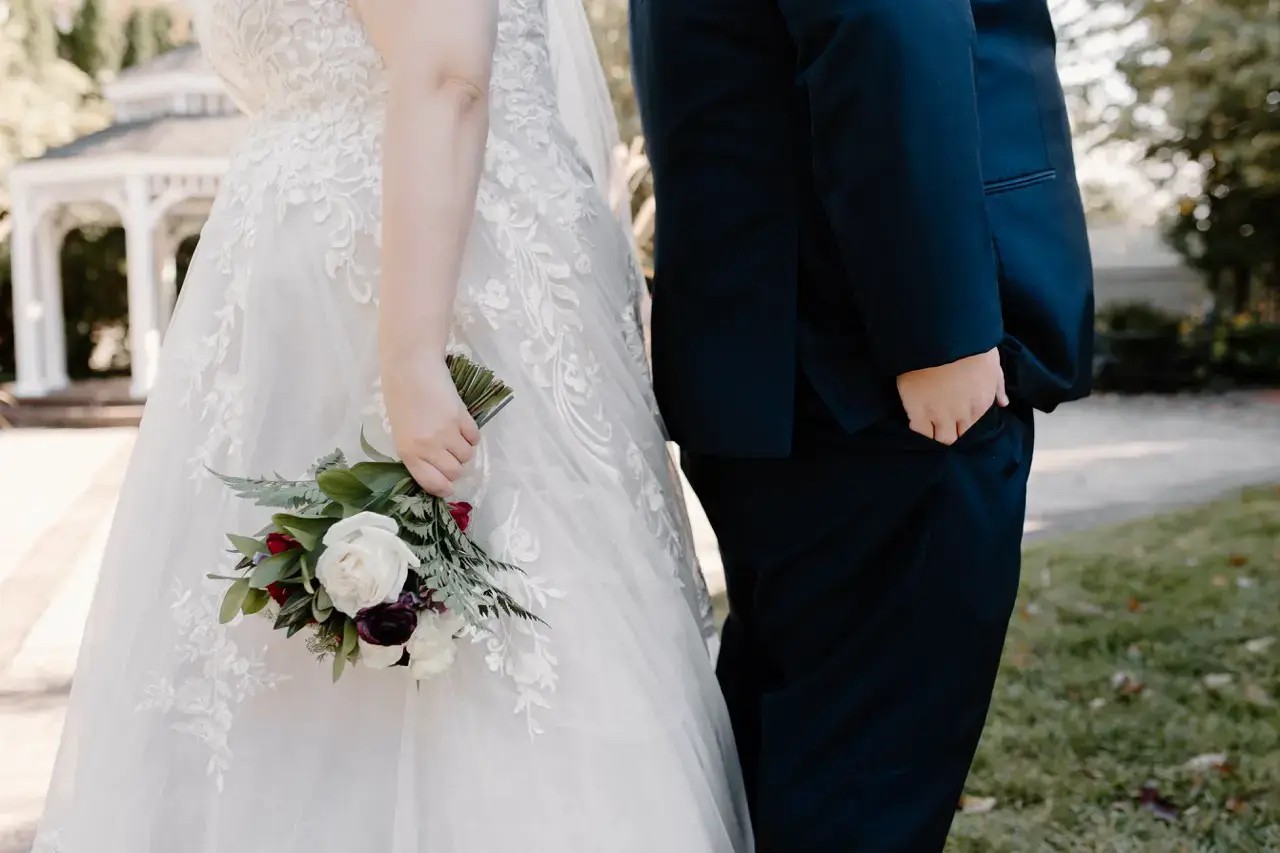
[949,487,1280,851]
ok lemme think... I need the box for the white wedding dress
[33,0,751,850]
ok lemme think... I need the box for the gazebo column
[155,222,180,332]
[36,215,70,391]
[9,194,49,397]
[124,175,162,399]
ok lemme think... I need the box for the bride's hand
[382,355,480,498]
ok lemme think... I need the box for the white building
[8,44,245,399]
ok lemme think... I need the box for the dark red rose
[266,532,301,555]
[355,599,419,646]
[265,582,292,607]
[448,502,473,533]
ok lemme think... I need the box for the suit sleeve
[777,0,1004,376]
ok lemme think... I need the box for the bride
[33,0,751,850]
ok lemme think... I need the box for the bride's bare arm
[354,0,499,497]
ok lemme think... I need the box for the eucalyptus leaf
[227,534,267,559]
[360,430,397,464]
[250,550,300,589]
[300,551,316,594]
[219,579,251,625]
[241,587,271,616]
[332,649,347,682]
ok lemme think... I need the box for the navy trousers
[684,385,1034,852]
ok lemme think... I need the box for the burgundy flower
[266,582,292,607]
[448,502,473,533]
[266,532,301,555]
[355,598,419,646]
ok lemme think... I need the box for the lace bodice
[194,0,554,123]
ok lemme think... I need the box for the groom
[631,0,1093,849]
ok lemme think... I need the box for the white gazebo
[8,44,246,399]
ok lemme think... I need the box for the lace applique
[477,491,564,736]
[138,581,287,791]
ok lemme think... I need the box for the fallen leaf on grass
[1228,554,1249,567]
[1212,574,1229,588]
[1184,753,1230,773]
[1226,796,1248,815]
[1203,673,1235,690]
[1138,786,1180,822]
[958,795,997,814]
[1243,636,1275,654]
[1127,596,1143,613]
[1243,683,1276,708]
[1112,671,1146,697]
[1089,697,1107,711]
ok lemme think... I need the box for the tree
[1106,0,1280,316]
[61,0,123,79]
[121,6,175,70]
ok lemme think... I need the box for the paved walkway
[1,393,1278,850]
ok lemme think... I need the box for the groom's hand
[896,348,1009,445]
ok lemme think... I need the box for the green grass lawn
[948,487,1280,851]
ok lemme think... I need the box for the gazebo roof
[36,113,248,161]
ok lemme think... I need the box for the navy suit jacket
[630,0,1094,458]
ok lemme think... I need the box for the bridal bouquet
[211,355,537,682]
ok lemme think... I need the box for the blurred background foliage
[0,0,1278,387]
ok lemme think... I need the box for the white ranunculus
[315,511,419,617]
[406,612,466,680]
[358,638,407,670]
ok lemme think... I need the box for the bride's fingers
[406,457,454,498]
[459,415,480,446]
[446,435,476,465]
[425,447,464,482]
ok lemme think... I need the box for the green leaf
[350,461,413,495]
[360,429,397,463]
[227,534,267,559]
[285,620,310,639]
[309,449,349,476]
[341,619,358,658]
[315,587,333,612]
[210,469,327,509]
[332,649,347,682]
[278,589,315,620]
[219,578,251,625]
[270,513,334,550]
[241,587,271,616]
[312,599,334,624]
[316,469,373,506]
[250,550,300,589]
[300,550,317,594]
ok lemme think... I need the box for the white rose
[358,638,407,670]
[315,511,419,617]
[406,612,466,680]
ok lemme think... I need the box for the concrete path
[1,392,1277,850]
